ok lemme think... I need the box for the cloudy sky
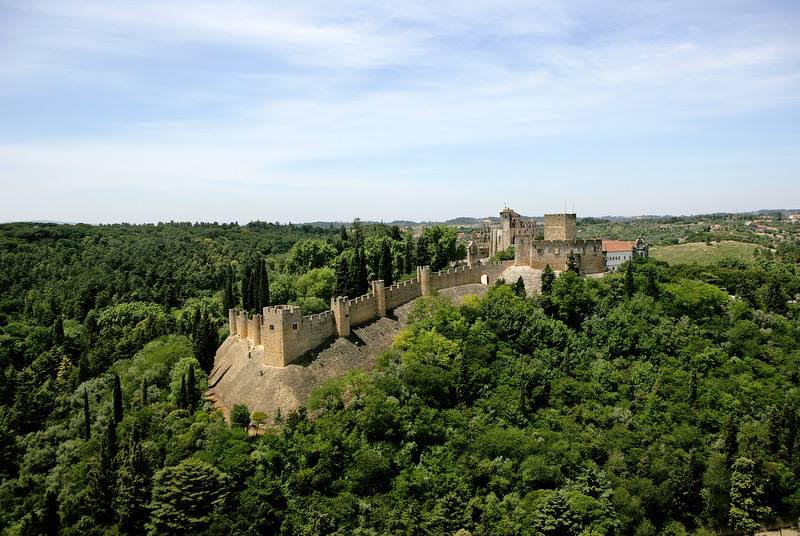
[1,0,799,223]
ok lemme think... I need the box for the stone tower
[543,213,577,241]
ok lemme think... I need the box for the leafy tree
[286,240,337,274]
[115,436,151,534]
[147,458,229,535]
[231,403,251,430]
[729,457,770,536]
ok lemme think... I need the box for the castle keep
[226,261,512,367]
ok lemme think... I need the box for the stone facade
[471,207,537,258]
[515,238,604,274]
[226,260,513,367]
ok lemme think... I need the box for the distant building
[789,213,800,223]
[603,238,648,272]
[469,207,537,259]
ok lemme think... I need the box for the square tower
[543,213,577,241]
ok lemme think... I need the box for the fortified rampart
[515,238,604,275]
[226,260,513,367]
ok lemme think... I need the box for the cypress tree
[513,276,526,297]
[43,489,59,536]
[223,264,235,312]
[179,375,188,410]
[380,239,394,286]
[52,315,64,346]
[141,378,149,407]
[356,246,368,295]
[541,265,555,295]
[256,256,270,310]
[83,387,91,440]
[416,234,429,267]
[187,365,197,413]
[241,264,253,311]
[624,262,635,297]
[113,374,123,424]
[335,254,350,297]
[404,235,414,274]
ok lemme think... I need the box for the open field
[650,240,764,265]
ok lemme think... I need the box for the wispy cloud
[0,0,799,222]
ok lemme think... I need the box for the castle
[472,210,605,275]
[221,208,637,369]
[226,261,513,367]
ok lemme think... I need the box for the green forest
[1,221,799,535]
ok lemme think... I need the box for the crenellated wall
[225,260,514,367]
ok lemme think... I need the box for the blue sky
[1,0,799,223]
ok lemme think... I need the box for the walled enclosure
[225,260,513,367]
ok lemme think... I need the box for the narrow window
[269,324,275,331]
[292,322,298,330]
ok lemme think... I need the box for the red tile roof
[602,240,634,252]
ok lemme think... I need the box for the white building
[603,238,648,272]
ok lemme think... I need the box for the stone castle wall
[226,260,514,367]
[515,238,604,275]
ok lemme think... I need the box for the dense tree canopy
[1,220,799,535]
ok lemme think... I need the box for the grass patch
[650,240,764,265]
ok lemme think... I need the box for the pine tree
[541,265,555,295]
[187,365,197,413]
[380,239,394,286]
[113,374,123,424]
[83,387,91,440]
[624,262,635,297]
